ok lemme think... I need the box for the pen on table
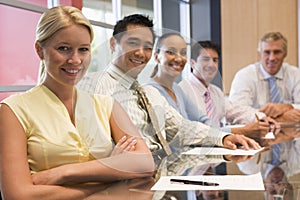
[170,178,219,186]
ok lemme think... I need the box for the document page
[182,147,265,156]
[151,173,264,191]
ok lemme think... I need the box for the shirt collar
[188,73,210,95]
[259,63,284,80]
[263,162,287,180]
[107,63,136,89]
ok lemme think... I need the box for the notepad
[182,147,265,156]
[151,173,264,191]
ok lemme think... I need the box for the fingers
[224,135,261,150]
[260,103,282,118]
[115,135,127,147]
[115,135,137,151]
[244,137,261,150]
[244,121,269,138]
[259,117,280,137]
[257,121,271,131]
[266,117,279,128]
[282,109,300,122]
[259,103,273,116]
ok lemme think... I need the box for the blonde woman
[0,6,154,200]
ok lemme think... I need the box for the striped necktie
[204,90,218,124]
[131,81,172,155]
[268,77,281,103]
[271,143,282,166]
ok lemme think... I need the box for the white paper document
[182,147,265,156]
[151,173,264,191]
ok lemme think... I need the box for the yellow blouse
[2,85,113,173]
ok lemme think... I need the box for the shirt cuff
[292,104,300,109]
[208,128,231,147]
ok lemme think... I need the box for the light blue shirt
[146,78,229,131]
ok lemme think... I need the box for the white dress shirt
[237,139,300,179]
[179,73,260,124]
[229,62,300,109]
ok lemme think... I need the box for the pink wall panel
[0,5,42,100]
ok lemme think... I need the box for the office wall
[0,4,41,100]
[221,0,298,94]
[0,0,83,101]
[190,0,211,41]
[161,0,180,32]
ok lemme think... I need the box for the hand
[275,109,300,122]
[261,127,300,147]
[32,167,62,185]
[240,121,270,138]
[260,116,281,136]
[111,135,137,156]
[230,117,279,138]
[261,116,279,126]
[223,134,261,150]
[259,103,293,118]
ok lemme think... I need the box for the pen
[255,113,260,122]
[255,114,274,124]
[170,178,219,186]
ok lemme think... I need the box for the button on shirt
[229,62,300,109]
[78,64,230,150]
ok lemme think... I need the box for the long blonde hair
[36,6,94,84]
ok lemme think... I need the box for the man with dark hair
[112,14,155,42]
[180,41,270,137]
[78,15,260,172]
[190,41,221,63]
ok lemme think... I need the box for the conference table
[84,125,300,200]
